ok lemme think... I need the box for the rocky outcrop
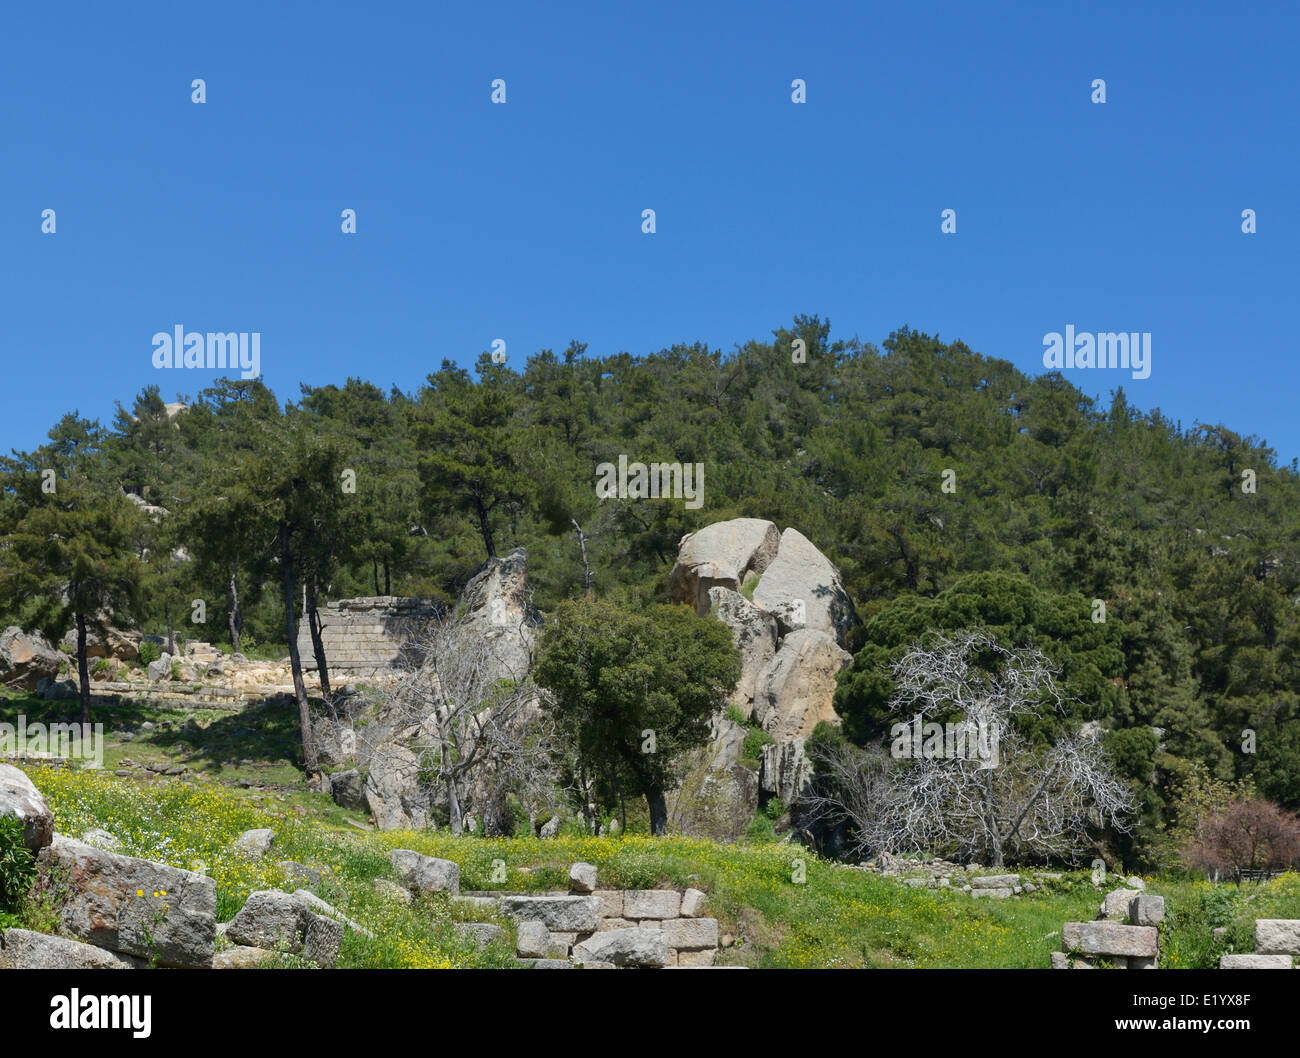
[670,519,782,615]
[667,519,858,815]
[753,629,850,741]
[224,890,343,967]
[34,834,217,968]
[751,527,857,645]
[59,623,141,662]
[666,716,759,841]
[0,928,139,969]
[705,588,778,718]
[0,627,67,690]
[0,763,55,852]
[452,547,542,683]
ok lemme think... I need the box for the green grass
[14,761,1298,969]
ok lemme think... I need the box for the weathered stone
[0,763,55,852]
[1099,888,1141,921]
[0,928,137,969]
[36,834,216,967]
[663,917,719,950]
[499,895,601,932]
[0,627,67,689]
[681,888,708,918]
[516,919,550,958]
[753,630,849,741]
[971,874,1021,890]
[599,917,636,931]
[147,653,173,682]
[1126,876,1146,891]
[595,890,623,918]
[329,769,368,812]
[624,890,682,920]
[224,890,342,967]
[705,588,780,714]
[213,945,272,969]
[669,519,782,614]
[231,827,275,859]
[1255,919,1300,956]
[1129,956,1157,969]
[293,889,374,939]
[390,849,460,895]
[1220,953,1293,969]
[759,737,813,803]
[572,928,669,968]
[1050,951,1068,969]
[1065,921,1159,958]
[517,958,573,969]
[1130,894,1165,927]
[750,527,858,645]
[569,862,597,893]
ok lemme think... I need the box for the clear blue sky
[5,1,1297,465]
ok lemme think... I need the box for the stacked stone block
[1220,920,1300,968]
[1053,890,1164,969]
[296,596,439,676]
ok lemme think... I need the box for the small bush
[743,724,775,761]
[725,704,747,727]
[763,797,785,821]
[0,816,36,908]
[92,658,113,674]
[171,660,183,680]
[743,815,777,844]
[138,640,161,665]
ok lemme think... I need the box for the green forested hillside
[3,318,1298,858]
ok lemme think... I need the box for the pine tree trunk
[647,788,668,836]
[383,559,390,596]
[281,521,320,779]
[475,496,496,559]
[372,558,379,595]
[75,612,91,727]
[165,602,175,658]
[306,574,331,697]
[227,561,242,654]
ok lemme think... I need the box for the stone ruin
[1220,920,1300,968]
[1053,883,1164,969]
[295,596,440,677]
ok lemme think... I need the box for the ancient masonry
[1053,886,1165,969]
[1220,920,1300,968]
[295,597,439,676]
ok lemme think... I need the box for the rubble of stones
[1054,879,1163,969]
[855,852,1061,898]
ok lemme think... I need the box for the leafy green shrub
[92,658,113,674]
[743,724,774,761]
[725,704,747,727]
[763,797,785,821]
[740,573,759,601]
[0,816,36,908]
[138,640,161,665]
[171,660,183,680]
[744,815,777,843]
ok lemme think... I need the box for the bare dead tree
[372,611,551,835]
[811,630,1133,866]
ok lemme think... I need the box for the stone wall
[295,597,439,677]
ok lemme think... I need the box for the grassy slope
[8,761,1300,969]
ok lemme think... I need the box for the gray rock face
[500,895,601,932]
[516,919,550,957]
[390,849,460,895]
[37,834,216,967]
[1129,894,1166,927]
[224,890,343,966]
[453,548,542,683]
[705,588,779,715]
[569,862,597,894]
[329,769,368,812]
[572,928,669,968]
[1099,888,1141,920]
[624,890,682,920]
[1255,919,1300,955]
[753,629,850,741]
[1062,921,1159,958]
[213,946,272,969]
[0,928,139,969]
[670,519,782,615]
[147,653,173,682]
[680,888,708,918]
[663,917,719,950]
[759,738,812,803]
[750,528,858,646]
[293,890,374,939]
[231,828,275,859]
[0,763,55,852]
[0,627,67,690]
[1220,953,1293,969]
